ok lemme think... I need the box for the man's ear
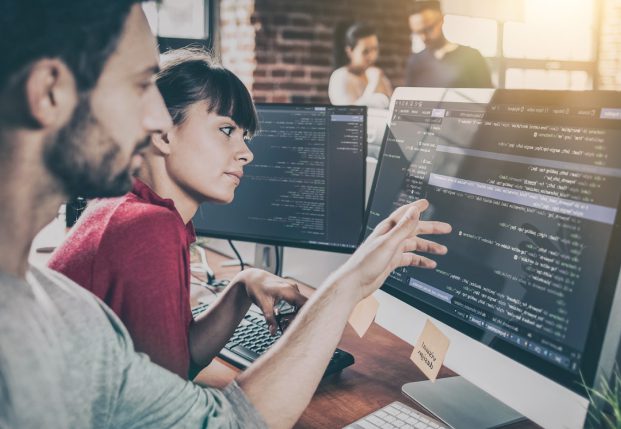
[25,59,77,129]
[151,131,172,155]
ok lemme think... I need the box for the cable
[275,245,280,276]
[190,277,219,299]
[190,245,215,284]
[227,239,245,271]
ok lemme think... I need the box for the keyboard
[192,303,354,377]
[343,401,449,429]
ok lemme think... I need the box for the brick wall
[219,0,414,103]
[219,0,256,90]
[598,0,621,90]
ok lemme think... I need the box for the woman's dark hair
[333,22,377,69]
[156,47,258,135]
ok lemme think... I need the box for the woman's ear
[151,131,172,155]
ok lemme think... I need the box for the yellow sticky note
[410,320,450,381]
[348,295,379,337]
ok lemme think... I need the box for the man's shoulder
[28,264,104,308]
[454,44,486,60]
[407,49,433,66]
[0,265,114,362]
[0,266,137,427]
[0,269,71,427]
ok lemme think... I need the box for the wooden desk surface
[194,248,540,429]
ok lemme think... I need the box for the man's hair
[0,0,141,95]
[156,47,258,135]
[412,0,442,14]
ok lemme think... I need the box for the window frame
[443,1,602,90]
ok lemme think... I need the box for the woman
[48,48,306,380]
[328,22,393,108]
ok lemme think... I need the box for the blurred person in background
[405,0,492,88]
[329,22,393,109]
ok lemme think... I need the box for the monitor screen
[193,104,367,253]
[364,88,621,394]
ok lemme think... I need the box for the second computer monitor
[193,104,367,253]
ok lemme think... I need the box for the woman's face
[347,35,379,70]
[166,101,254,204]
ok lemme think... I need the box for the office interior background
[30,1,621,428]
[140,0,621,425]
[142,0,621,100]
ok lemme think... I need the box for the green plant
[585,366,621,429]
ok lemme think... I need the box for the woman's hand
[365,66,382,86]
[233,268,308,334]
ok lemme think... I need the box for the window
[505,68,592,90]
[443,15,497,58]
[142,0,212,50]
[441,0,597,90]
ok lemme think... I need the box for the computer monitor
[364,87,621,429]
[193,103,366,256]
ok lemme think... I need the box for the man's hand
[232,268,307,335]
[336,199,451,301]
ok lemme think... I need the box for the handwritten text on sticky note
[410,320,450,381]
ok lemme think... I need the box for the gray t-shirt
[0,265,267,428]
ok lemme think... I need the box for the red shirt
[48,179,197,379]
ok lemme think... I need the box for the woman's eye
[243,131,251,143]
[219,126,234,137]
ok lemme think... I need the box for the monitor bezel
[362,87,621,396]
[194,103,368,255]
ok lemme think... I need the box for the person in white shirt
[329,22,393,109]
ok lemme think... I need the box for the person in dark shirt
[405,0,493,88]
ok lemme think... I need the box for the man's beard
[43,95,148,199]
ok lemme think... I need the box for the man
[0,1,451,428]
[405,0,493,88]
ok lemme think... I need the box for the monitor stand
[402,376,525,429]
[253,244,283,276]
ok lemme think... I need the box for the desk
[193,249,540,429]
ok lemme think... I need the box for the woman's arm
[328,67,360,105]
[188,279,251,369]
[360,67,391,108]
[377,71,393,98]
[188,269,307,368]
[330,66,390,108]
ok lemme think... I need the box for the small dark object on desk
[274,301,297,333]
[66,196,87,228]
